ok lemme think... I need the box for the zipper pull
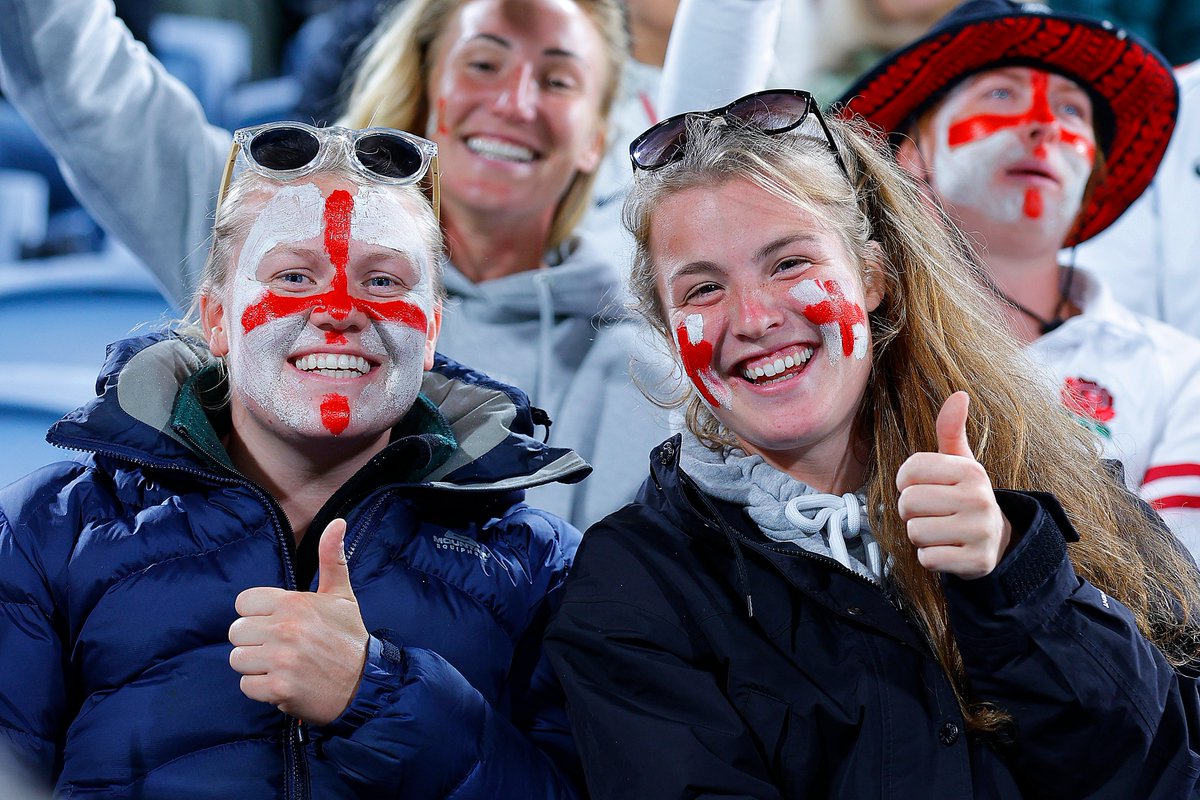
[296,721,309,746]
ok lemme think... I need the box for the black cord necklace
[984,255,1077,336]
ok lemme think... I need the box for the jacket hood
[441,235,632,324]
[47,333,591,494]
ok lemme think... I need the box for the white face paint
[674,312,732,409]
[222,182,437,440]
[791,279,869,366]
[926,69,1095,238]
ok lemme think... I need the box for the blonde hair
[341,0,629,251]
[625,114,1200,731]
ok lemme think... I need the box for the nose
[1024,84,1062,147]
[729,285,784,341]
[308,285,368,334]
[492,63,538,122]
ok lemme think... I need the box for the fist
[895,392,1012,580]
[228,519,369,724]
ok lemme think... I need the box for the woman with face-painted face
[0,129,590,798]
[840,0,1200,558]
[0,0,676,532]
[543,95,1200,798]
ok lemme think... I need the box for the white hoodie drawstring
[532,270,554,409]
[784,493,883,579]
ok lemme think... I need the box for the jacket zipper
[55,438,311,800]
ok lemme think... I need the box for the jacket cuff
[943,490,1080,641]
[320,633,406,739]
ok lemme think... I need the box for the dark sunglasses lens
[727,92,811,133]
[632,118,688,170]
[248,127,321,171]
[356,134,424,180]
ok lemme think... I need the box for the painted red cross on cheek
[676,321,722,408]
[800,280,866,358]
[239,189,430,335]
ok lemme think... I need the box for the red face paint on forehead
[946,71,1097,162]
[240,189,429,335]
[320,393,351,435]
[799,280,866,358]
[676,321,721,408]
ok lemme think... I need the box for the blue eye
[990,88,1011,100]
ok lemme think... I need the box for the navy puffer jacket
[0,333,590,799]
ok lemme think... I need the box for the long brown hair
[340,0,629,252]
[624,114,1200,730]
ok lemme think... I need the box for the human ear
[199,295,230,357]
[423,302,443,371]
[574,123,606,175]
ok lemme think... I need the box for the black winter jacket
[545,435,1200,798]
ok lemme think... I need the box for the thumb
[936,391,974,458]
[316,518,354,598]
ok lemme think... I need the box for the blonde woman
[545,91,1200,798]
[0,0,670,529]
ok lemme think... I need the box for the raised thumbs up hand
[895,392,1013,580]
[228,519,369,724]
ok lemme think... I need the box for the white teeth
[466,136,535,163]
[741,347,817,384]
[293,353,371,375]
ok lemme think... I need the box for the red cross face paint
[927,68,1096,238]
[790,279,868,365]
[675,313,731,408]
[651,179,882,483]
[222,182,437,440]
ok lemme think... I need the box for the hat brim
[837,11,1178,245]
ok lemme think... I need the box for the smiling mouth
[291,353,373,378]
[739,346,815,385]
[465,136,537,163]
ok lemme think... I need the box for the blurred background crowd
[0,0,1196,487]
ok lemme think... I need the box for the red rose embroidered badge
[1061,377,1115,438]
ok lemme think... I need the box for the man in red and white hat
[841,0,1200,556]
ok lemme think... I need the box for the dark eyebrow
[754,233,820,263]
[469,33,581,61]
[666,260,726,288]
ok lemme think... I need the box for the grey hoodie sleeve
[0,0,232,307]
[657,0,783,118]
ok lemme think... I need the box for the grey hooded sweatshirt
[0,0,672,528]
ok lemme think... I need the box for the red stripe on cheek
[320,394,351,435]
[676,322,720,407]
[437,98,449,136]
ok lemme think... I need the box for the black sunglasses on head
[629,89,849,178]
